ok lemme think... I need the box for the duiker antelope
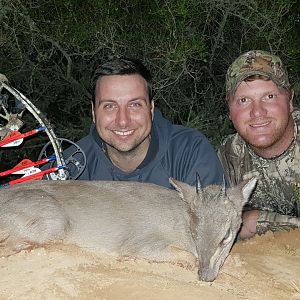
[0,177,256,281]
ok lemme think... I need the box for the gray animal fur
[0,178,256,281]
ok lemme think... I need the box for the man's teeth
[114,130,134,136]
[250,121,270,127]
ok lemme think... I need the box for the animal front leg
[163,245,198,270]
[117,236,197,269]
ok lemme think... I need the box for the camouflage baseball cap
[226,50,291,98]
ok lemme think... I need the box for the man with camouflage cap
[218,50,300,239]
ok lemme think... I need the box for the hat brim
[230,70,285,96]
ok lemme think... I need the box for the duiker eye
[221,229,232,244]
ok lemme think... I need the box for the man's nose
[116,107,130,127]
[250,100,267,118]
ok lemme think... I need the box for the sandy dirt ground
[0,229,299,300]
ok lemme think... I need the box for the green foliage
[0,0,299,169]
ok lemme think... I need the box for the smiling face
[93,74,154,161]
[228,79,294,158]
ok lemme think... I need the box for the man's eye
[103,103,115,110]
[267,94,275,100]
[238,97,248,104]
[129,101,143,108]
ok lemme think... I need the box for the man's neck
[106,137,151,173]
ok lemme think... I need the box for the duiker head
[170,176,257,282]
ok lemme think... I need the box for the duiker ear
[169,178,195,204]
[241,177,257,200]
[228,177,257,211]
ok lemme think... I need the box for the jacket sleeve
[217,139,243,187]
[256,210,300,235]
[218,144,235,186]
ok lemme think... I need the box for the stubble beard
[245,117,294,155]
[106,134,151,159]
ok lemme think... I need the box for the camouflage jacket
[218,109,300,217]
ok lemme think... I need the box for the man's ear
[227,98,232,120]
[91,101,96,123]
[289,90,294,112]
[151,100,155,120]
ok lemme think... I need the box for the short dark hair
[91,57,153,105]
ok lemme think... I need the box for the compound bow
[0,74,86,186]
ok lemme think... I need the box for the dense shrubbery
[0,0,299,167]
